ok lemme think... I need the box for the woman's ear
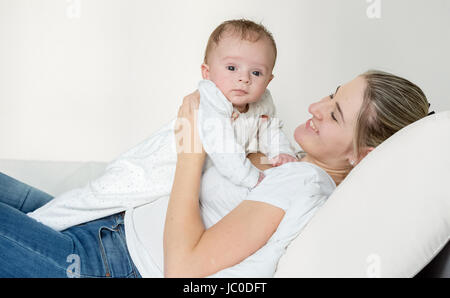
[361,146,374,159]
[201,63,210,80]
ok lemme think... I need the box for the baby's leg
[0,172,53,213]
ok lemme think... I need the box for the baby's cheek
[212,79,231,99]
[252,88,267,102]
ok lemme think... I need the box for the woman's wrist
[177,153,206,168]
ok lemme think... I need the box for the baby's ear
[201,63,210,79]
[268,74,274,83]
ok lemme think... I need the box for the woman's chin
[294,124,315,151]
[294,124,306,142]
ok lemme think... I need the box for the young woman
[0,70,430,277]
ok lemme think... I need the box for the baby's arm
[208,151,262,188]
[198,80,263,189]
[202,114,262,188]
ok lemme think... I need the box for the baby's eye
[227,66,236,71]
[252,71,261,77]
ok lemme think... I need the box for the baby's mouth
[231,89,248,96]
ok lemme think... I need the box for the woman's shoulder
[264,161,336,191]
[246,161,336,212]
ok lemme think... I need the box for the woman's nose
[308,102,322,120]
[308,98,329,120]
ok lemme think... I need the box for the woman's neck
[299,154,351,186]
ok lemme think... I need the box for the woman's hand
[174,90,205,160]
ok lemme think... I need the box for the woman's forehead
[337,76,367,122]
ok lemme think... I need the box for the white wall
[1,0,449,162]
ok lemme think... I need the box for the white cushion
[275,111,450,277]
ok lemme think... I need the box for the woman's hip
[64,212,141,278]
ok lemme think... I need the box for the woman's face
[294,76,367,167]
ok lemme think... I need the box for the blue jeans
[0,172,141,278]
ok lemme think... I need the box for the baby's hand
[270,153,298,167]
[253,172,265,188]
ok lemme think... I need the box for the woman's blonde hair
[354,70,430,159]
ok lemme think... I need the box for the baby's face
[202,33,275,111]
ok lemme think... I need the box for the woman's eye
[329,94,338,122]
[227,66,236,71]
[252,71,261,77]
[331,112,337,122]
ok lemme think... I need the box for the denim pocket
[97,225,136,278]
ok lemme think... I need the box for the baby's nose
[238,73,250,84]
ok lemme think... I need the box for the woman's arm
[163,92,285,277]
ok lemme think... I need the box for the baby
[28,19,298,231]
[196,19,297,188]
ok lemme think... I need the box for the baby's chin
[227,94,259,107]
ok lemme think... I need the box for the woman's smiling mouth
[306,118,319,134]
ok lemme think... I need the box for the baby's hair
[203,19,277,68]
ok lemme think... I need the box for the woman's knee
[0,172,53,212]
